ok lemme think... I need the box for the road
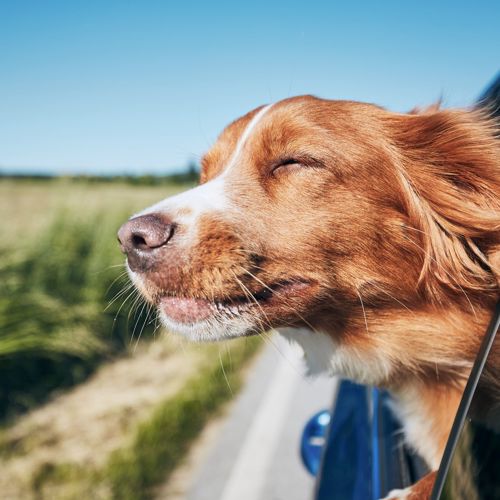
[177,334,338,500]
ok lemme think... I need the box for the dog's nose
[117,214,174,270]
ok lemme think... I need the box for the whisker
[366,280,415,315]
[131,297,148,347]
[92,263,127,276]
[228,270,280,354]
[218,348,233,395]
[232,268,322,370]
[126,291,144,335]
[133,300,154,351]
[237,265,324,337]
[104,282,134,311]
[240,268,274,292]
[113,287,138,325]
[233,273,272,326]
[356,289,369,335]
[104,270,130,296]
[152,318,162,339]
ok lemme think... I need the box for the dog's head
[118,96,499,343]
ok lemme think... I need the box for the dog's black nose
[117,214,174,270]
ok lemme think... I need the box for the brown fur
[123,96,500,495]
[408,472,436,499]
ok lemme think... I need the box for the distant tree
[187,160,199,182]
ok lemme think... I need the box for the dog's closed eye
[270,156,323,176]
[271,157,302,175]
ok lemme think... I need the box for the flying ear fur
[388,107,500,302]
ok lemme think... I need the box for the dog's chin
[158,308,258,342]
[156,294,272,341]
[127,265,317,341]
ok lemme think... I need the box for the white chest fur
[278,327,392,385]
[278,327,442,469]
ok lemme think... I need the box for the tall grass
[0,180,264,498]
[0,211,153,421]
[18,337,261,500]
[106,338,260,500]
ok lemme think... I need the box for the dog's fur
[121,96,500,498]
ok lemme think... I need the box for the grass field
[0,178,262,499]
[0,178,186,420]
[0,178,183,246]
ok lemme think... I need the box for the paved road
[185,334,338,500]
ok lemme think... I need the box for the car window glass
[438,309,500,500]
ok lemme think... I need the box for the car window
[433,302,500,499]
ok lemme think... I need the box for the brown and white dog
[118,96,500,499]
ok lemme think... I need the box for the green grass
[106,338,260,500]
[0,213,133,419]
[0,179,191,421]
[20,338,261,500]
[0,178,263,499]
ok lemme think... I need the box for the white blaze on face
[136,103,274,230]
[223,103,274,173]
[137,175,228,226]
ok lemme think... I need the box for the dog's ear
[387,107,500,302]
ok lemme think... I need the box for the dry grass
[0,337,260,500]
[0,178,262,499]
[1,336,189,497]
[0,178,186,419]
[0,178,181,247]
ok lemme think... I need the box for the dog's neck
[281,303,492,385]
[279,302,494,468]
[278,326,464,468]
[279,326,394,383]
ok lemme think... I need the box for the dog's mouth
[157,279,313,325]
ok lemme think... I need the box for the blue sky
[1,1,499,174]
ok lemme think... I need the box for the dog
[118,96,500,499]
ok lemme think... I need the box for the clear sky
[1,1,499,175]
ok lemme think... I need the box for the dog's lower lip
[160,296,214,323]
[158,280,312,324]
